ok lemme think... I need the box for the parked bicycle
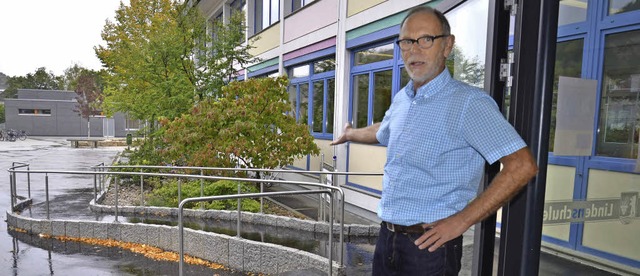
[0,129,27,142]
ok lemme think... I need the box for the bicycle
[16,130,28,141]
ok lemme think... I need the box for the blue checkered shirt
[375,70,526,225]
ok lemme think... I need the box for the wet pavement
[0,137,243,276]
[1,137,625,276]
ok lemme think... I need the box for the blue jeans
[372,224,463,275]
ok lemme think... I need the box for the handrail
[92,164,383,176]
[7,167,348,273]
[8,162,31,209]
[178,188,340,276]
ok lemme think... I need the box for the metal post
[140,168,144,207]
[319,153,325,221]
[328,192,334,276]
[178,178,182,207]
[200,170,204,210]
[27,166,31,198]
[115,176,119,222]
[9,173,15,210]
[45,174,50,220]
[237,182,241,237]
[178,205,185,276]
[93,174,98,203]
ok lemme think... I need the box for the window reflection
[597,30,640,159]
[445,0,487,88]
[352,74,369,128]
[608,0,640,15]
[312,81,324,132]
[299,83,309,125]
[327,78,335,134]
[550,39,584,153]
[559,0,587,26]
[373,70,392,123]
[354,43,394,65]
[314,58,336,73]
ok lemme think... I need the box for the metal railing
[8,162,381,275]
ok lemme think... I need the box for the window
[125,116,142,131]
[255,0,279,33]
[608,0,640,15]
[550,39,584,153]
[596,30,640,159]
[288,57,336,138]
[290,0,313,14]
[230,0,247,16]
[211,12,223,41]
[350,43,396,129]
[354,43,394,66]
[18,109,51,116]
[559,0,588,26]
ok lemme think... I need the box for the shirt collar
[404,69,452,99]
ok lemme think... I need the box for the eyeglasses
[396,35,449,50]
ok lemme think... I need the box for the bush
[146,179,260,212]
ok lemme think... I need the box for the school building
[194,0,639,274]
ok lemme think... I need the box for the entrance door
[103,118,115,137]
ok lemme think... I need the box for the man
[330,6,538,275]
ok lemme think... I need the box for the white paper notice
[553,76,598,156]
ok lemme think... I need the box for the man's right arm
[330,123,381,145]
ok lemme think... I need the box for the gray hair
[400,6,451,36]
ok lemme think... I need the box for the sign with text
[543,192,639,224]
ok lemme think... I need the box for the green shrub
[147,179,260,212]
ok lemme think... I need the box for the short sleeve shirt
[375,69,526,225]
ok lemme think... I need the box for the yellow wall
[347,0,386,17]
[292,155,307,169]
[542,165,576,241]
[249,23,280,56]
[347,143,385,190]
[582,170,640,261]
[309,140,335,171]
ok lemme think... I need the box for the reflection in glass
[327,78,335,134]
[559,0,587,26]
[608,0,640,15]
[291,65,310,78]
[374,70,392,123]
[445,0,487,88]
[288,85,297,118]
[400,67,410,88]
[299,83,309,125]
[352,74,369,128]
[312,81,324,132]
[314,58,336,73]
[550,39,584,153]
[597,30,640,159]
[354,43,394,65]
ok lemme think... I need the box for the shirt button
[412,101,417,105]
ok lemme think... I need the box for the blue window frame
[288,57,336,139]
[349,41,404,129]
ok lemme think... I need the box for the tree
[96,0,256,125]
[0,104,5,124]
[446,46,485,88]
[155,77,319,175]
[3,67,63,98]
[74,72,104,137]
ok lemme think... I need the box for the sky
[0,0,128,77]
